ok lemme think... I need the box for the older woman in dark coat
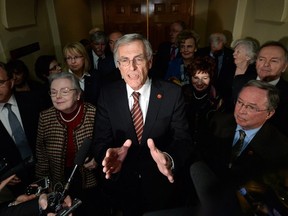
[184,56,224,158]
[35,72,107,215]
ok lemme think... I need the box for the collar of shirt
[92,51,105,69]
[68,69,91,79]
[126,78,151,122]
[0,95,17,111]
[170,45,178,51]
[68,70,90,91]
[233,125,262,152]
[256,76,280,86]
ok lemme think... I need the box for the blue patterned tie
[5,103,32,159]
[231,130,246,162]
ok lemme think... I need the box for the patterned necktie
[170,46,176,60]
[5,103,32,159]
[131,92,143,144]
[97,56,103,70]
[231,130,246,162]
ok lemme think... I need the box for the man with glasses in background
[199,80,288,216]
[0,62,43,201]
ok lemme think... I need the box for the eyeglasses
[117,56,146,67]
[65,56,83,62]
[235,99,268,113]
[0,79,10,87]
[49,64,61,71]
[49,88,76,97]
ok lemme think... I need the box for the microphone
[57,198,82,216]
[44,139,91,215]
[190,161,242,216]
[0,155,34,182]
[62,138,92,194]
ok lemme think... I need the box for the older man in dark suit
[197,32,236,110]
[0,62,43,197]
[93,33,193,216]
[151,20,186,79]
[203,80,288,215]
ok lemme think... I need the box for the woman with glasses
[34,55,62,109]
[164,29,199,87]
[63,42,100,106]
[35,55,62,82]
[35,72,107,215]
[6,59,43,93]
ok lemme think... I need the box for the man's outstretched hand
[147,138,174,183]
[102,139,132,179]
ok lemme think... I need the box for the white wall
[240,0,288,45]
[0,0,55,79]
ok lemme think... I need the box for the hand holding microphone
[41,138,92,215]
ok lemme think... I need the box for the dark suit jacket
[151,42,181,79]
[206,112,288,187]
[83,72,101,106]
[93,79,193,215]
[0,199,39,216]
[232,63,257,104]
[0,92,43,195]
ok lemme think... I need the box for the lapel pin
[157,94,162,99]
[248,150,254,155]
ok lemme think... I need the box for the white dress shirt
[126,78,151,124]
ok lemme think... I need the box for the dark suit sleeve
[0,199,39,216]
[164,85,193,169]
[92,87,114,164]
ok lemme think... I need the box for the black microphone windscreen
[74,138,92,166]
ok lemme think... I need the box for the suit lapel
[142,80,163,141]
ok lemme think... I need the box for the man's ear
[148,58,153,69]
[10,78,15,89]
[266,110,275,119]
[282,62,288,73]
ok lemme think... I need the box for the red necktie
[131,92,143,144]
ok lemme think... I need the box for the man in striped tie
[93,33,193,216]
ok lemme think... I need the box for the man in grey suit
[93,33,193,216]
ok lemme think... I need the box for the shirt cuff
[163,152,175,170]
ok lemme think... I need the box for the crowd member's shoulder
[208,111,235,133]
[196,46,210,57]
[39,105,56,116]
[223,46,234,55]
[84,102,96,112]
[156,41,171,51]
[261,121,288,144]
[152,78,183,92]
[277,77,288,92]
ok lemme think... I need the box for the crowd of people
[0,21,288,216]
